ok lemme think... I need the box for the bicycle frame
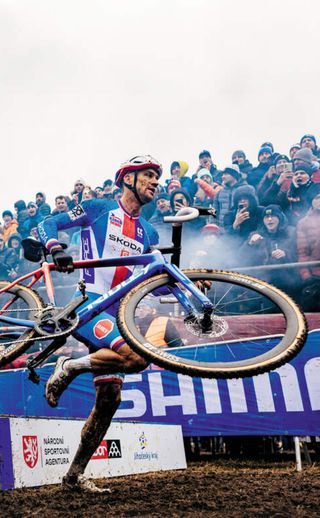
[0,251,214,333]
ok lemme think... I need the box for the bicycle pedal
[27,368,40,384]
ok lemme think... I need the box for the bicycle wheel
[117,269,307,379]
[0,281,45,367]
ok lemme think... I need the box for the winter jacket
[238,159,253,180]
[213,179,256,228]
[277,181,319,226]
[223,186,264,245]
[247,162,270,189]
[3,219,18,243]
[296,209,320,280]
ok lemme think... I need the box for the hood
[232,185,259,211]
[14,199,27,211]
[169,188,192,212]
[7,232,22,247]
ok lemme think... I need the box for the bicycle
[0,208,307,381]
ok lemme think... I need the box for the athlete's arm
[37,199,108,253]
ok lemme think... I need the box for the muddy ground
[1,458,320,517]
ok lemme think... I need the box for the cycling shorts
[73,292,125,385]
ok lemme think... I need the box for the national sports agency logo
[93,319,114,340]
[22,436,39,468]
[91,439,122,460]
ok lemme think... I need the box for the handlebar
[164,207,200,225]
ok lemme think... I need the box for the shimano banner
[0,330,319,437]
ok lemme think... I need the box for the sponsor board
[1,418,186,489]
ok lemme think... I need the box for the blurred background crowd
[1,133,320,312]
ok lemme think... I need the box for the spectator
[167,161,192,192]
[7,232,25,275]
[289,143,301,160]
[167,178,181,195]
[20,202,42,238]
[258,155,292,206]
[103,179,115,200]
[169,188,203,239]
[2,210,18,243]
[196,150,222,184]
[14,200,29,236]
[277,164,319,225]
[70,179,86,206]
[193,169,222,207]
[300,134,320,158]
[224,185,264,246]
[213,164,255,228]
[35,192,51,218]
[242,205,297,291]
[292,147,320,183]
[296,185,320,309]
[247,146,273,188]
[7,232,23,258]
[189,223,229,269]
[52,195,69,216]
[0,230,19,281]
[82,187,97,200]
[94,187,105,199]
[231,150,253,180]
[149,193,172,246]
[261,141,274,153]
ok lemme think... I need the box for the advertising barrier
[0,329,319,438]
[0,417,186,490]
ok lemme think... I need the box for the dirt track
[1,459,320,517]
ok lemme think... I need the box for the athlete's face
[135,169,160,203]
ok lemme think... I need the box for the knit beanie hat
[197,168,212,180]
[263,205,283,219]
[293,163,313,176]
[155,192,169,203]
[201,223,220,236]
[223,164,241,180]
[167,179,181,193]
[232,150,246,161]
[293,148,316,166]
[290,143,301,153]
[2,210,13,219]
[274,154,290,167]
[258,146,273,159]
[300,134,317,146]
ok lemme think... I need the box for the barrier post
[294,436,302,472]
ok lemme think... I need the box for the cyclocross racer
[37,155,162,492]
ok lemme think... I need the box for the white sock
[64,355,92,374]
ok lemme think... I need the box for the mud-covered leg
[62,382,121,489]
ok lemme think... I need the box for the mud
[1,459,320,517]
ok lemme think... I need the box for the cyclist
[38,155,162,492]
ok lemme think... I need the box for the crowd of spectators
[1,133,320,310]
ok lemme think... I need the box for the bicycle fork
[164,264,214,332]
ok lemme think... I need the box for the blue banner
[0,330,319,437]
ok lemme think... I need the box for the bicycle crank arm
[34,295,87,336]
[26,336,67,384]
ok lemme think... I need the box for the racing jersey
[38,198,159,296]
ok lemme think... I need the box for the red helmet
[201,223,221,236]
[115,155,162,188]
